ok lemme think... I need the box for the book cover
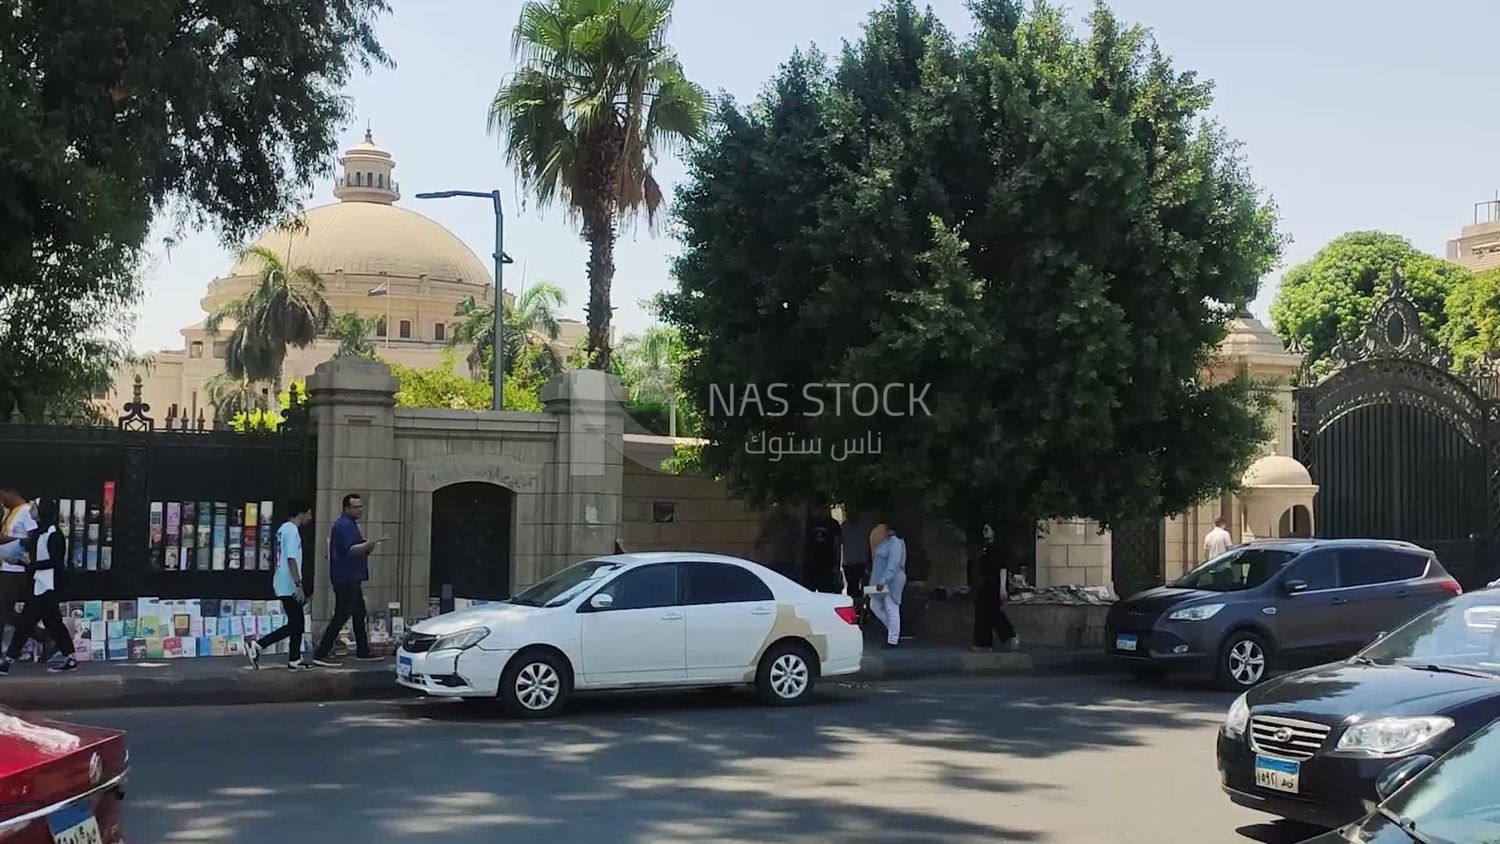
[228,505,243,570]
[219,599,234,616]
[73,643,91,662]
[89,639,106,662]
[259,500,274,570]
[234,600,252,616]
[89,620,106,642]
[58,500,73,565]
[212,502,227,570]
[84,601,103,622]
[226,637,246,656]
[189,618,204,637]
[138,615,161,639]
[107,639,127,661]
[172,614,190,637]
[70,499,86,568]
[198,501,213,570]
[428,597,441,618]
[101,548,113,571]
[181,637,198,658]
[257,616,275,637]
[391,616,405,637]
[102,480,115,544]
[148,501,164,570]
[137,596,158,620]
[122,618,137,639]
[218,617,233,636]
[145,638,164,659]
[186,598,202,619]
[197,636,214,657]
[244,502,258,571]
[163,636,183,658]
[129,639,147,660]
[210,636,228,657]
[180,501,196,569]
[369,610,389,643]
[103,601,119,622]
[228,616,245,637]
[107,620,125,641]
[251,600,266,616]
[85,503,100,571]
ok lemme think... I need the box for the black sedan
[1303,713,1500,843]
[1217,588,1500,829]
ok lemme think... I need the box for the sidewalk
[1,641,1112,711]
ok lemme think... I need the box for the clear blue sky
[132,0,1500,353]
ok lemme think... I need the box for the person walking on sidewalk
[869,522,907,649]
[1,501,76,674]
[972,524,1020,652]
[0,488,47,658]
[249,501,314,671]
[311,493,383,666]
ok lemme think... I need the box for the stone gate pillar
[306,358,401,635]
[542,370,626,574]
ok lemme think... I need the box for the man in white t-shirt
[1203,517,1235,560]
[0,488,40,653]
[248,500,314,671]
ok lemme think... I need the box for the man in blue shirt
[312,493,383,666]
[249,500,313,670]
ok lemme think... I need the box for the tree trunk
[583,211,617,372]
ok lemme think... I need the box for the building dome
[224,201,491,287]
[1242,454,1313,488]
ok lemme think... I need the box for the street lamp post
[414,189,514,410]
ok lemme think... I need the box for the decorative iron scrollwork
[1327,266,1447,372]
[117,376,154,432]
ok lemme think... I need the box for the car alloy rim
[1229,640,1265,685]
[515,662,561,710]
[770,653,809,699]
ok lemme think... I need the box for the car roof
[593,551,768,568]
[1236,538,1432,554]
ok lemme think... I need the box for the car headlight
[1168,603,1225,622]
[431,627,490,652]
[1225,693,1250,739]
[1335,717,1453,757]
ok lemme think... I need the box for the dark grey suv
[1106,539,1463,689]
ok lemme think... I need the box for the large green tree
[0,0,389,419]
[206,244,334,402]
[489,0,708,371]
[1269,231,1470,376]
[660,0,1283,558]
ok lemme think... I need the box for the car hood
[412,602,542,636]
[1113,586,1219,615]
[0,707,127,824]
[1250,662,1500,723]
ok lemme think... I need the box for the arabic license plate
[1115,634,1138,652]
[47,798,103,844]
[397,654,413,681]
[1254,755,1300,794]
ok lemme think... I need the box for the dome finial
[365,120,373,143]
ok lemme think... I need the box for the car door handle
[1331,597,1348,605]
[750,607,774,616]
[660,611,684,621]
[1396,589,1411,598]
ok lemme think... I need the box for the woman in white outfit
[869,524,907,649]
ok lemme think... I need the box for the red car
[0,707,127,844]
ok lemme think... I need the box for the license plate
[397,654,412,681]
[1115,634,1138,652]
[47,798,103,844]
[1254,754,1300,794]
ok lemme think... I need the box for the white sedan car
[395,552,864,716]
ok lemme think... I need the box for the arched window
[378,173,385,188]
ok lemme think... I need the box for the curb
[13,651,1116,711]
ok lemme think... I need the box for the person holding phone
[311,493,384,666]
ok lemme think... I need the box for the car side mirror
[1376,755,1434,801]
[1284,580,1309,595]
[589,592,614,611]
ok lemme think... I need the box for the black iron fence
[0,379,316,600]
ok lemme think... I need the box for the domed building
[111,131,583,424]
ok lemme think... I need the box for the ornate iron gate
[1111,517,1164,598]
[1294,270,1500,588]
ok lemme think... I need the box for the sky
[131,0,1500,354]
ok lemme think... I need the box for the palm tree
[206,243,332,403]
[204,373,270,425]
[489,0,707,371]
[616,325,683,435]
[453,281,568,381]
[328,312,377,359]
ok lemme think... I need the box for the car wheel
[499,651,570,718]
[755,641,818,706]
[1217,632,1270,690]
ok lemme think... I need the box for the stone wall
[619,435,764,558]
[1035,519,1111,589]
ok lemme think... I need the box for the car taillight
[835,605,858,625]
[1440,579,1463,595]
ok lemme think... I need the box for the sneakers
[287,659,313,670]
[247,640,263,670]
[0,658,10,675]
[312,657,342,668]
[354,654,383,662]
[47,657,78,673]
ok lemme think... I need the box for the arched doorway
[430,482,514,603]
[1277,505,1313,538]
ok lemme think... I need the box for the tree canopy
[0,0,390,419]
[1441,267,1500,374]
[1269,231,1470,376]
[659,0,1283,551]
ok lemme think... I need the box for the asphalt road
[71,676,1328,843]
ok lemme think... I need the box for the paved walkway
[0,634,1109,710]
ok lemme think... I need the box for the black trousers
[5,590,73,661]
[1,570,49,654]
[257,596,306,662]
[973,582,1017,648]
[315,582,369,659]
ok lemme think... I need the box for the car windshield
[1359,593,1500,675]
[509,560,622,608]
[1378,716,1500,843]
[1169,548,1298,593]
